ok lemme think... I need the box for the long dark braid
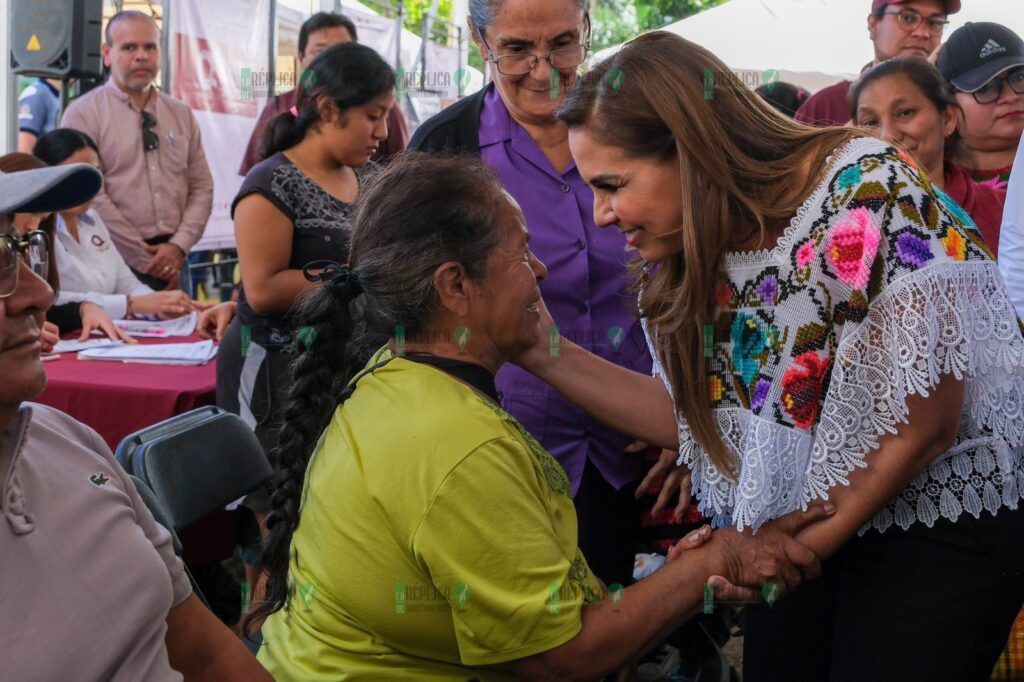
[246,154,510,632]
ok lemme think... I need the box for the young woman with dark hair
[248,153,829,680]
[216,41,393,457]
[851,56,1007,255]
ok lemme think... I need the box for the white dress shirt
[54,209,153,319]
[998,133,1024,317]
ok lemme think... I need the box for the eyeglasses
[141,111,159,152]
[879,8,949,36]
[966,68,1024,104]
[0,230,49,298]
[478,27,590,77]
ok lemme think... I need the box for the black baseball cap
[938,22,1024,92]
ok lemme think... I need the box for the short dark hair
[33,129,101,167]
[299,12,358,56]
[105,10,160,46]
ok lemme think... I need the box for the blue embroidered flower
[731,313,767,387]
[837,164,862,190]
[933,186,977,230]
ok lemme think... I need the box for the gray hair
[469,0,591,34]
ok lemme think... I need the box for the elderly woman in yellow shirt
[248,155,833,680]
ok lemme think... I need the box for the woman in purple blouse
[411,0,681,592]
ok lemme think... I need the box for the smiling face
[855,72,955,182]
[472,0,587,125]
[318,91,395,167]
[569,128,685,263]
[0,213,54,411]
[103,16,161,93]
[954,76,1024,155]
[868,0,946,62]
[468,198,548,363]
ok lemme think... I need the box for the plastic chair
[116,406,272,529]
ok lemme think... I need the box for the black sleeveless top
[231,153,372,342]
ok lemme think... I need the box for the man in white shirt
[999,132,1024,317]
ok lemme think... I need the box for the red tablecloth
[35,334,218,450]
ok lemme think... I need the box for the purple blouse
[480,87,653,492]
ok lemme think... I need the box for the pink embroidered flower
[796,240,815,268]
[826,208,881,290]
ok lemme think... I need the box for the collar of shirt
[104,78,159,113]
[37,78,59,97]
[478,86,578,180]
[0,405,33,534]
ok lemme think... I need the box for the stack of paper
[78,340,218,366]
[53,338,124,354]
[96,312,198,338]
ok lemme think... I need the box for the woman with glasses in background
[938,22,1024,187]
[411,0,678,602]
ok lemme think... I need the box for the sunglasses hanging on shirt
[141,111,159,152]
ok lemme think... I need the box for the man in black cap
[939,22,1024,186]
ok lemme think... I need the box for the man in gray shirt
[0,163,268,680]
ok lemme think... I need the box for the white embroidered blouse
[645,137,1024,534]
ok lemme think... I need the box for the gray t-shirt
[1,403,191,681]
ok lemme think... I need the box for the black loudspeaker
[10,0,104,79]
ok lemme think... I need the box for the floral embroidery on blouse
[644,137,1024,534]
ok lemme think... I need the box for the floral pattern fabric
[646,137,1024,533]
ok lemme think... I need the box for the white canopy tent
[594,0,1024,94]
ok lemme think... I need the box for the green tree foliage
[592,0,728,51]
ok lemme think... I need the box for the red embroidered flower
[780,352,831,429]
[713,281,733,307]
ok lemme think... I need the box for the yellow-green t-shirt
[257,348,603,680]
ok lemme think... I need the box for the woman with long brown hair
[513,31,1024,680]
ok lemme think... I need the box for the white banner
[170,0,271,251]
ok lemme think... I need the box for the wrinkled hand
[634,447,692,520]
[41,321,59,353]
[197,301,237,342]
[78,301,136,343]
[145,243,185,281]
[711,503,834,599]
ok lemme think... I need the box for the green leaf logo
[454,326,471,350]
[454,583,471,610]
[607,68,625,94]
[609,582,624,610]
[394,67,407,100]
[608,326,624,351]
[300,69,317,94]
[299,582,317,611]
[297,326,317,350]
[761,581,780,608]
[761,68,780,94]
[455,68,471,95]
